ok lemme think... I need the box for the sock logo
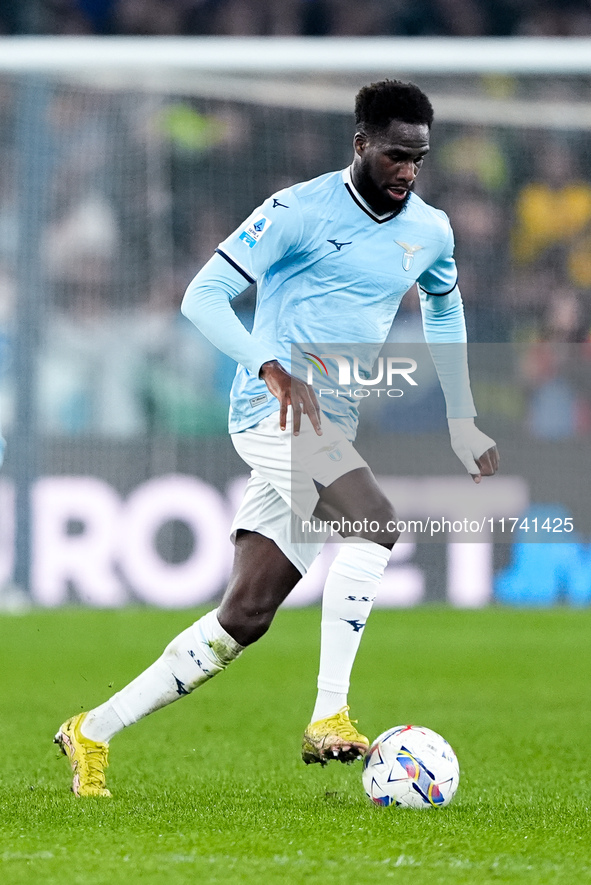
[174,676,190,696]
[341,618,366,633]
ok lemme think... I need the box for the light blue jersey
[182,166,474,440]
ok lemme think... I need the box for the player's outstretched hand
[448,417,499,484]
[259,360,322,436]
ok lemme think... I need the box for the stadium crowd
[0,1,590,438]
[2,0,591,37]
[0,76,589,439]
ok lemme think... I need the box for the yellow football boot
[302,705,369,766]
[54,712,111,797]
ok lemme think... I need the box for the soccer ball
[362,725,459,809]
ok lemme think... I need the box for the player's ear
[354,132,367,155]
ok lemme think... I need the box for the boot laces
[79,743,109,787]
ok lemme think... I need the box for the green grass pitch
[1,605,590,884]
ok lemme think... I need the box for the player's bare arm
[259,359,322,436]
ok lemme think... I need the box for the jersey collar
[342,167,398,224]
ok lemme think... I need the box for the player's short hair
[355,80,434,134]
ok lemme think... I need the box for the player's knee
[384,526,400,548]
[366,523,400,548]
[217,589,279,646]
[354,500,399,547]
[377,504,400,547]
[222,606,273,646]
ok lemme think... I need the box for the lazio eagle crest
[395,241,424,271]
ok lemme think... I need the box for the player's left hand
[448,418,499,484]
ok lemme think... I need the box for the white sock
[311,541,391,722]
[81,609,243,743]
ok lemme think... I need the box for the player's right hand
[259,360,322,436]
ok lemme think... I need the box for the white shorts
[230,411,368,574]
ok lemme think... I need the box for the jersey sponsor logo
[395,241,424,271]
[327,238,352,252]
[239,214,272,248]
[272,198,288,208]
[249,393,268,408]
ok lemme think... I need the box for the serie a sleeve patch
[238,214,273,248]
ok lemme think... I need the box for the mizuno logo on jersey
[272,198,288,208]
[239,214,272,248]
[395,241,424,271]
[327,239,352,252]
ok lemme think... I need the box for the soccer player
[54,80,498,796]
